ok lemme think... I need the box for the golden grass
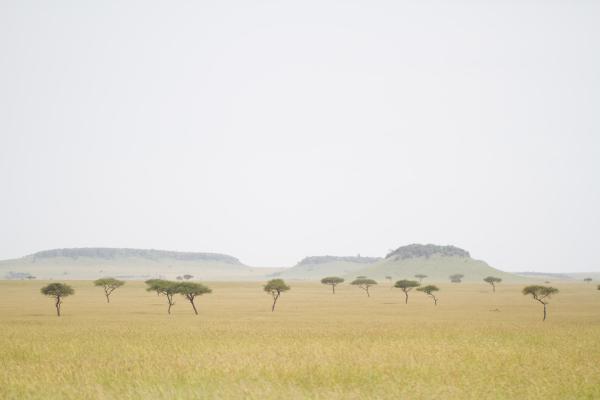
[0,280,599,399]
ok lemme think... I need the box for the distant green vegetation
[31,247,242,264]
[386,244,470,260]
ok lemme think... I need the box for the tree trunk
[366,287,370,297]
[543,302,547,321]
[332,285,335,294]
[167,294,173,314]
[106,294,110,303]
[271,293,279,312]
[404,291,409,304]
[433,296,438,306]
[55,296,61,317]
[492,284,496,293]
[190,299,198,315]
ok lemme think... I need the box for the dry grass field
[1,280,599,399]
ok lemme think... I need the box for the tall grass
[0,281,599,399]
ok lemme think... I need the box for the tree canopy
[417,285,440,305]
[175,281,212,315]
[351,278,377,297]
[483,276,502,292]
[394,280,420,304]
[522,285,559,321]
[449,274,464,283]
[40,283,74,316]
[41,282,74,298]
[264,279,290,311]
[145,280,180,314]
[321,277,344,294]
[522,285,559,300]
[93,277,125,303]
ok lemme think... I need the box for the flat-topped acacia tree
[483,276,502,293]
[321,277,344,294]
[450,274,464,283]
[93,277,125,303]
[584,277,592,283]
[522,285,559,321]
[146,280,178,314]
[264,279,290,312]
[417,285,440,305]
[175,282,212,315]
[40,283,74,317]
[414,274,427,283]
[351,278,377,297]
[145,279,162,296]
[394,280,420,304]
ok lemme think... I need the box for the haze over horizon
[1,1,599,272]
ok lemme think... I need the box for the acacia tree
[146,280,178,314]
[183,274,194,280]
[93,277,125,303]
[483,276,502,293]
[351,278,377,297]
[522,285,559,321]
[40,283,74,317]
[449,274,464,283]
[584,277,592,283]
[264,279,290,312]
[417,285,440,305]
[175,282,211,315]
[414,274,427,283]
[145,279,162,296]
[321,277,344,294]
[394,280,420,304]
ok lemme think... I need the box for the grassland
[1,280,599,399]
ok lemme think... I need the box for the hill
[270,255,382,280]
[0,248,281,281]
[353,244,525,283]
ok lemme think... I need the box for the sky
[1,1,599,272]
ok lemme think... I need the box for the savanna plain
[1,280,599,399]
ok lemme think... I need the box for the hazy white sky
[1,1,599,272]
